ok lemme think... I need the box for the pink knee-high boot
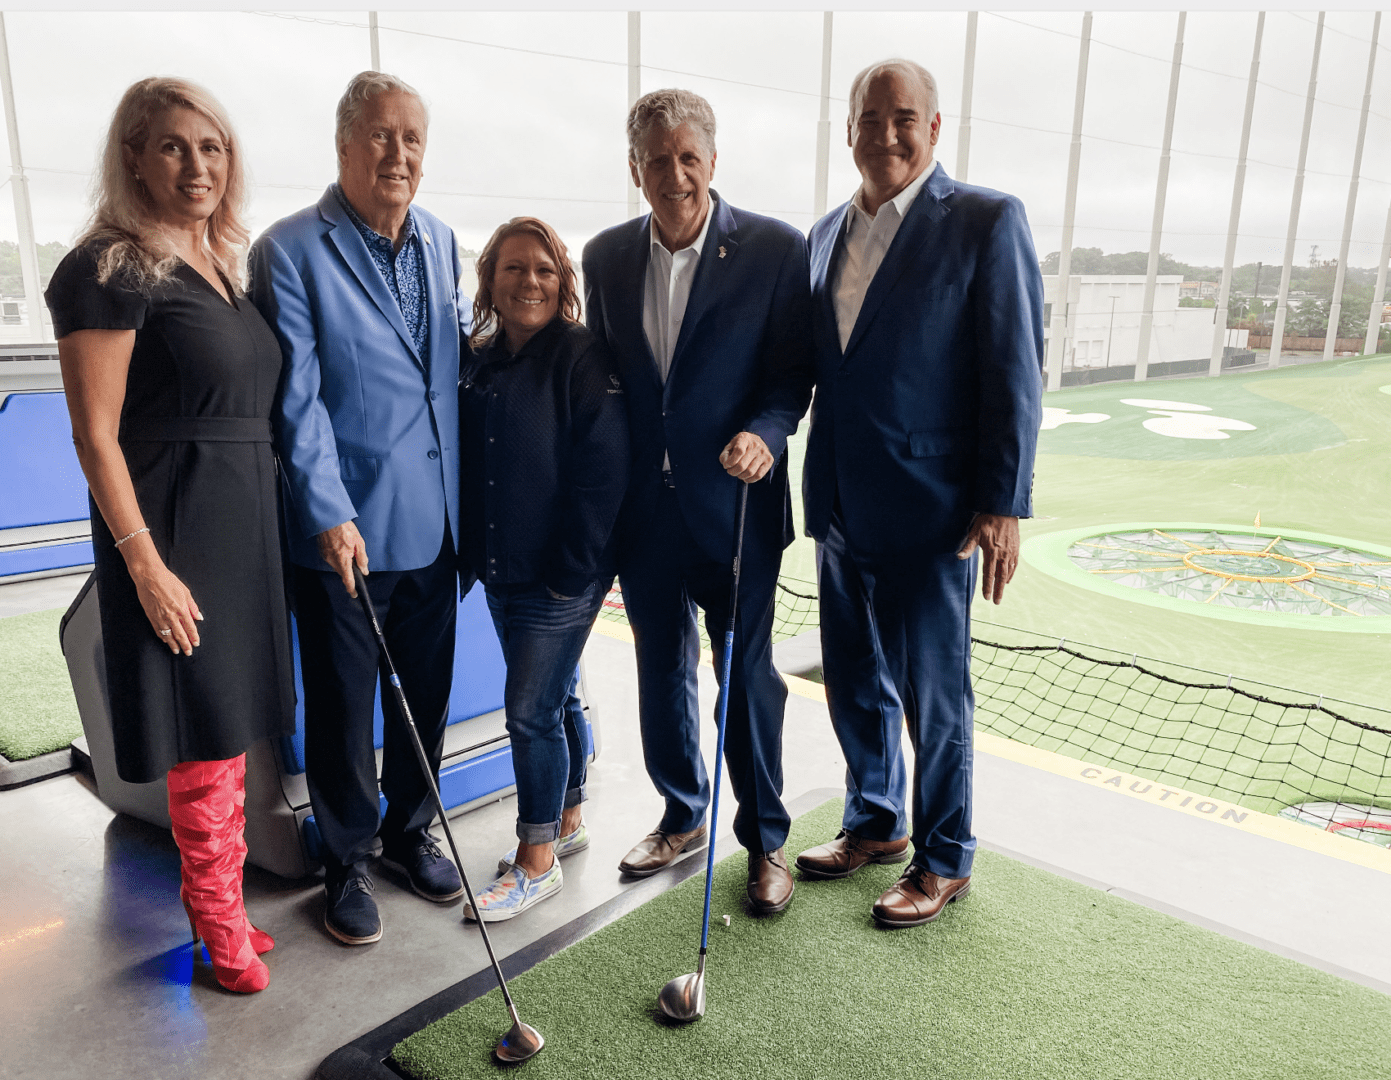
[168,756,270,993]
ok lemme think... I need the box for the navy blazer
[803,165,1045,558]
[249,188,467,572]
[459,318,630,597]
[582,193,815,567]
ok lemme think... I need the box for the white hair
[626,88,717,164]
[848,59,939,123]
[334,70,428,155]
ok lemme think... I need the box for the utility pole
[1135,12,1186,383]
[0,14,44,342]
[1326,11,1378,360]
[368,11,380,70]
[1210,12,1263,377]
[627,12,641,220]
[1045,12,1092,393]
[813,12,833,220]
[1269,12,1324,369]
[957,12,978,183]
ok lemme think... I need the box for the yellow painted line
[592,618,1391,875]
[974,730,1391,876]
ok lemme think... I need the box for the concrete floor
[2,571,1389,1080]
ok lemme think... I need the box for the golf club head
[657,971,706,1022]
[494,1020,544,1064]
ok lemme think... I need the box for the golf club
[352,565,544,1065]
[657,479,750,1023]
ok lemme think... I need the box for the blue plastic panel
[0,539,93,578]
[0,392,90,529]
[280,586,508,775]
[298,743,529,862]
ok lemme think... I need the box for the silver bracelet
[113,527,150,549]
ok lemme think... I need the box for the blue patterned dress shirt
[333,183,428,358]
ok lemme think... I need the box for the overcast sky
[4,8,1391,272]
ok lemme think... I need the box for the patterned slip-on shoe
[465,860,564,923]
[497,822,591,876]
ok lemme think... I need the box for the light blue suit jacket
[249,187,467,572]
[803,164,1044,558]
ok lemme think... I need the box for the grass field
[778,354,1391,708]
[391,798,1391,1080]
[0,607,81,761]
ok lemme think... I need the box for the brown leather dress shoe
[617,824,707,877]
[872,866,971,928]
[747,848,794,914]
[794,830,910,879]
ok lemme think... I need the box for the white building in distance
[1043,275,1248,376]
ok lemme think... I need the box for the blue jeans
[485,579,606,844]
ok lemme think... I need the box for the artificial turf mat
[390,798,1391,1080]
[0,608,81,761]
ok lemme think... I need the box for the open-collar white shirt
[832,161,936,353]
[643,192,717,384]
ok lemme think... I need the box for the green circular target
[1023,523,1391,631]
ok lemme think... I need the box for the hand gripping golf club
[657,480,750,1023]
[352,566,543,1065]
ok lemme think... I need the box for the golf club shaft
[699,481,750,955]
[352,567,523,1024]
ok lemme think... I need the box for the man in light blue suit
[583,89,814,914]
[794,60,1044,927]
[250,72,468,945]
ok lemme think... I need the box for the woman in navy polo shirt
[459,217,629,921]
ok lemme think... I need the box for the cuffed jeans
[485,579,605,844]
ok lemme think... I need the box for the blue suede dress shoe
[324,864,382,945]
[380,831,465,903]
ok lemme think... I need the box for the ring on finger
[159,628,173,637]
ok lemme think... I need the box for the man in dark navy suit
[794,59,1044,927]
[582,88,814,913]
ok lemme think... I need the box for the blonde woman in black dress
[46,78,295,993]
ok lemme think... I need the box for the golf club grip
[724,481,749,634]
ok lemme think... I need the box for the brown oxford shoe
[617,824,707,878]
[872,865,971,928]
[794,830,910,880]
[747,848,794,914]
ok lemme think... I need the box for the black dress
[45,243,296,784]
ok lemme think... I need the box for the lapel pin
[718,246,727,259]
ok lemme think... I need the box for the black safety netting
[601,578,1391,843]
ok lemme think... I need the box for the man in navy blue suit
[794,60,1044,927]
[582,88,814,913]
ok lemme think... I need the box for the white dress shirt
[832,161,936,353]
[644,192,717,472]
[643,192,717,384]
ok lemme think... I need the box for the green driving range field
[783,354,1391,712]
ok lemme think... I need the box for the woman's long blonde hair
[77,77,251,292]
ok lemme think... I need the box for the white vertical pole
[813,12,833,220]
[1270,12,1324,369]
[1210,12,1264,378]
[0,15,44,342]
[1325,11,1379,361]
[957,11,978,183]
[368,11,380,70]
[1366,200,1391,356]
[627,12,641,221]
[1046,11,1092,393]
[1135,12,1186,383]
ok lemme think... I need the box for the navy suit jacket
[582,193,814,568]
[803,165,1044,558]
[249,188,467,572]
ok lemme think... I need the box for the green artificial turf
[0,608,82,761]
[391,798,1391,1080]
